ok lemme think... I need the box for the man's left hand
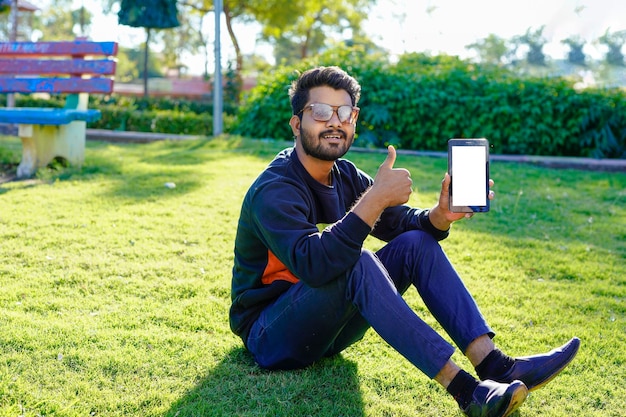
[429,173,495,231]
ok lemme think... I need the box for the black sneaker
[463,379,528,417]
[484,337,580,392]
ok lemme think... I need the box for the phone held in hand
[447,138,490,213]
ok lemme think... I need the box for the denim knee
[393,230,440,252]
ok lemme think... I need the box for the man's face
[290,86,358,162]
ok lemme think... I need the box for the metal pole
[213,0,223,136]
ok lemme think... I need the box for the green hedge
[89,107,236,136]
[1,94,234,116]
[235,48,626,158]
[91,106,236,136]
[90,94,238,116]
[89,106,211,135]
[1,95,235,136]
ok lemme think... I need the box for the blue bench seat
[0,108,102,125]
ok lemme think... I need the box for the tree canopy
[118,0,179,29]
[598,29,626,66]
[118,0,181,96]
[1,0,624,95]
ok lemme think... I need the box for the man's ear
[289,115,301,137]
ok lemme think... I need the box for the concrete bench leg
[17,121,86,178]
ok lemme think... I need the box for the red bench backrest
[0,41,118,94]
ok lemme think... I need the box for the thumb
[380,145,396,169]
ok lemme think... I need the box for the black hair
[288,66,361,116]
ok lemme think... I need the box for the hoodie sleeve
[371,205,450,242]
[347,161,449,243]
[249,180,372,288]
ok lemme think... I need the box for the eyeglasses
[298,103,360,124]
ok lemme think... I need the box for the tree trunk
[198,14,209,79]
[222,3,242,102]
[301,25,312,59]
[143,27,151,98]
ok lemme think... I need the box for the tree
[225,0,301,81]
[0,1,17,41]
[514,26,548,66]
[118,0,180,97]
[258,0,375,63]
[160,11,206,76]
[242,51,272,76]
[561,36,586,66]
[123,45,164,79]
[72,3,93,38]
[176,1,216,79]
[178,0,375,102]
[30,0,93,39]
[114,47,139,83]
[598,29,626,66]
[465,34,511,66]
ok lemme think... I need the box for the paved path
[3,128,624,184]
[87,129,202,143]
[87,129,626,173]
[347,147,626,172]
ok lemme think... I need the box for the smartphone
[448,138,490,213]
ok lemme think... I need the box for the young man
[229,66,580,417]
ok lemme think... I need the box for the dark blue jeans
[246,230,494,378]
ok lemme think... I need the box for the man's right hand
[351,145,413,228]
[371,145,413,207]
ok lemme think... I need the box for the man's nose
[326,109,342,127]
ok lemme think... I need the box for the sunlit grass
[0,136,624,416]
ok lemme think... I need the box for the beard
[299,127,355,161]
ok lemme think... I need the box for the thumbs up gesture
[371,145,413,208]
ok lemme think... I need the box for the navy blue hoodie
[229,147,448,344]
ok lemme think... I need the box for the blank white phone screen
[451,146,486,206]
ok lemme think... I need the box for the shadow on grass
[0,138,266,201]
[137,137,290,167]
[165,347,365,417]
[0,137,292,201]
[140,140,224,166]
[84,138,283,202]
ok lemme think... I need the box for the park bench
[0,40,118,178]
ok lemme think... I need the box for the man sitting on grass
[229,65,580,417]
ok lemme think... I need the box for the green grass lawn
[0,136,624,417]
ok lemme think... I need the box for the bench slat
[0,77,114,94]
[0,41,118,57]
[0,59,116,75]
[0,108,101,125]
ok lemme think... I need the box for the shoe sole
[502,384,528,417]
[527,339,581,392]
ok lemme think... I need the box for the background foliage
[235,47,626,158]
[1,45,625,157]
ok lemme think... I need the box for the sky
[367,0,626,60]
[37,0,626,75]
